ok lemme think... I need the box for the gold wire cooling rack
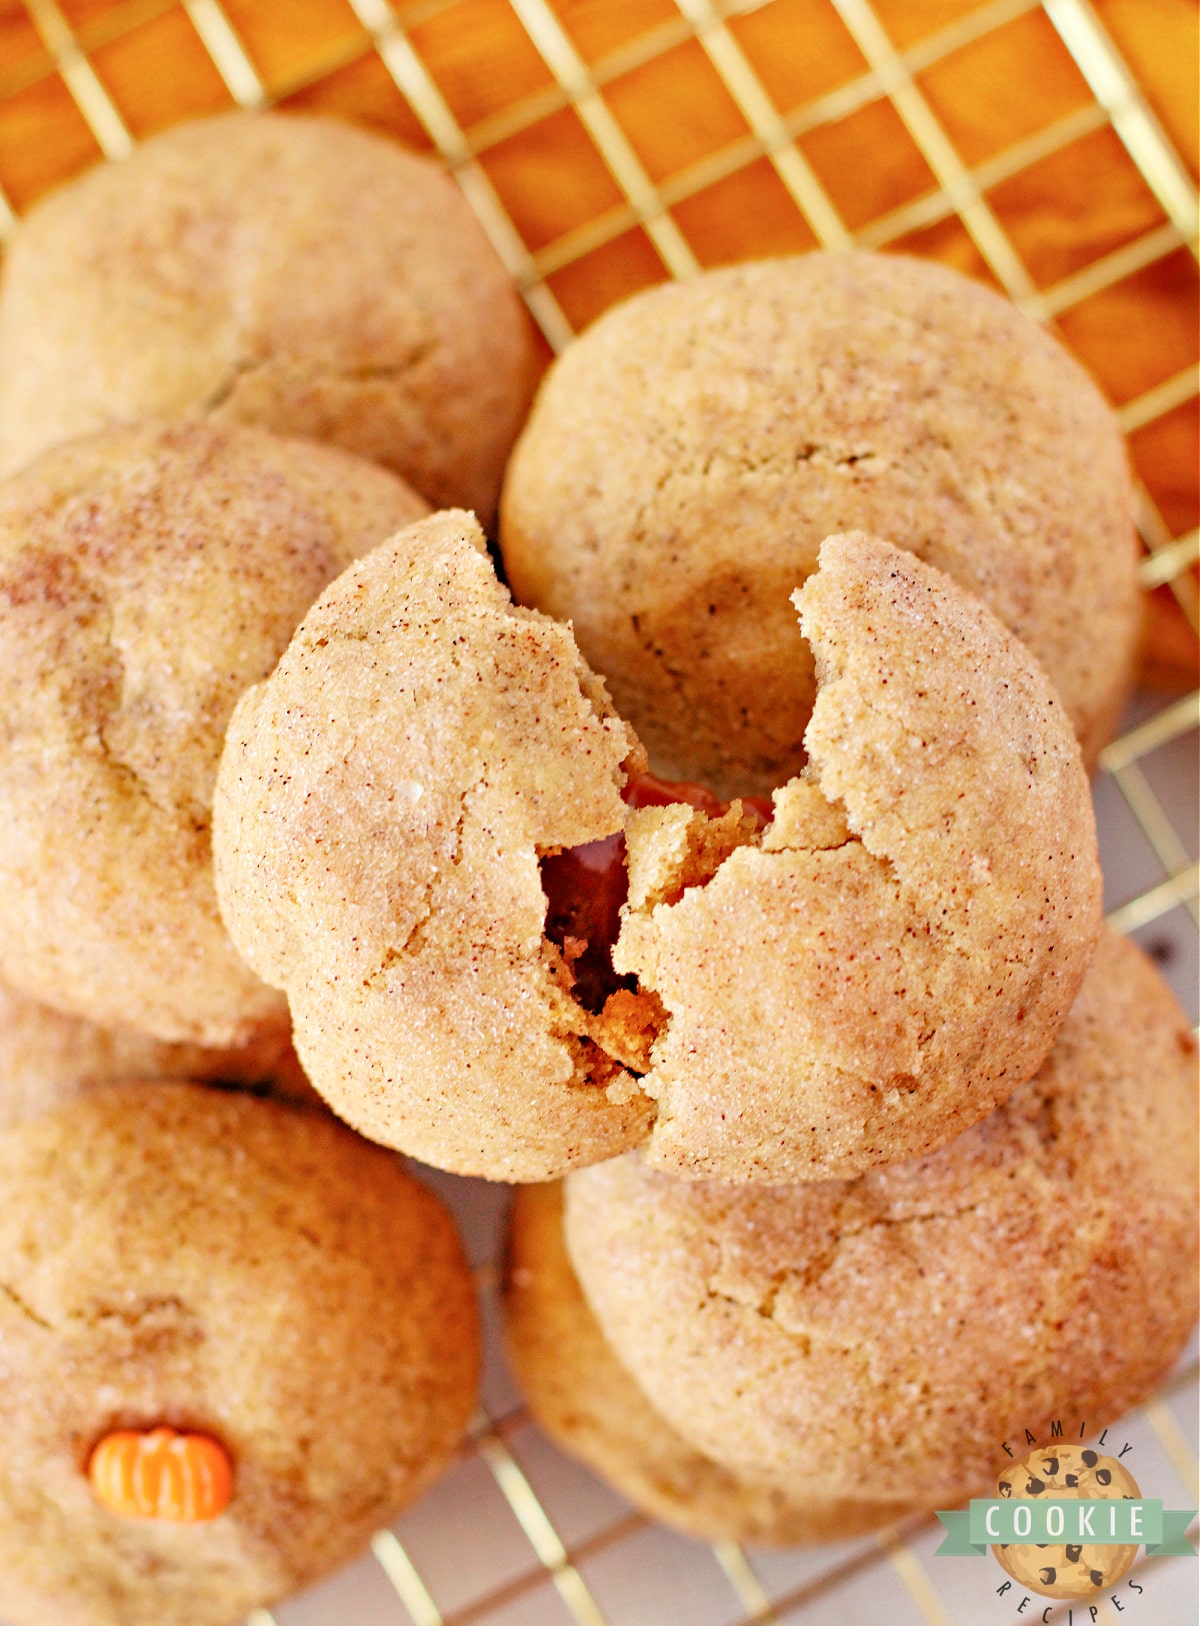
[0,1,1196,1623]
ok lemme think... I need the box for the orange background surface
[0,0,1196,679]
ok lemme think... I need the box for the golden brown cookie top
[217,525,1100,1182]
[0,420,427,1044]
[505,1182,915,1546]
[0,1082,478,1626]
[616,532,1101,1180]
[0,111,538,523]
[565,930,1199,1507]
[215,509,653,1179]
[501,251,1139,792]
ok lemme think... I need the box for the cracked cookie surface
[504,1182,916,1544]
[0,420,427,1043]
[501,252,1139,795]
[216,525,1099,1181]
[214,509,655,1180]
[0,1082,479,1626]
[618,532,1101,1181]
[0,111,538,525]
[564,930,1199,1505]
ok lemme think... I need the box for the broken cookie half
[214,513,1101,1182]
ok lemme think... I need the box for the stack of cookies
[0,108,1193,1624]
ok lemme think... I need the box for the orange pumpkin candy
[88,1428,234,1522]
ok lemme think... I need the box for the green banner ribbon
[935,1509,984,1556]
[935,1502,1198,1557]
[1148,1509,1200,1557]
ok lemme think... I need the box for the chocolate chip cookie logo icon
[991,1444,1141,1599]
[935,1427,1199,1608]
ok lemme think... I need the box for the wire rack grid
[0,1,1195,1623]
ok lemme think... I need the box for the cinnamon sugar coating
[0,112,538,525]
[0,1083,479,1626]
[618,532,1102,1181]
[565,931,1199,1506]
[505,1182,915,1544]
[0,421,427,1044]
[214,510,653,1180]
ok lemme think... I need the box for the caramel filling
[540,831,630,1014]
[540,772,773,1015]
[623,770,774,828]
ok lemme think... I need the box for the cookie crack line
[77,1293,194,1332]
[0,1280,54,1333]
[621,441,894,523]
[623,435,889,511]
[1,552,196,830]
[198,355,259,415]
[363,834,459,987]
[362,768,483,988]
[31,586,204,831]
[613,420,1035,563]
[198,338,441,417]
[86,583,212,830]
[695,441,884,479]
[93,719,210,831]
[703,1194,994,1321]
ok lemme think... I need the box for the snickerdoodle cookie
[564,930,1198,1509]
[505,1182,914,1544]
[215,516,1099,1182]
[0,111,537,524]
[0,973,319,1133]
[0,420,427,1044]
[215,509,653,1179]
[0,1082,478,1626]
[501,252,1140,795]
